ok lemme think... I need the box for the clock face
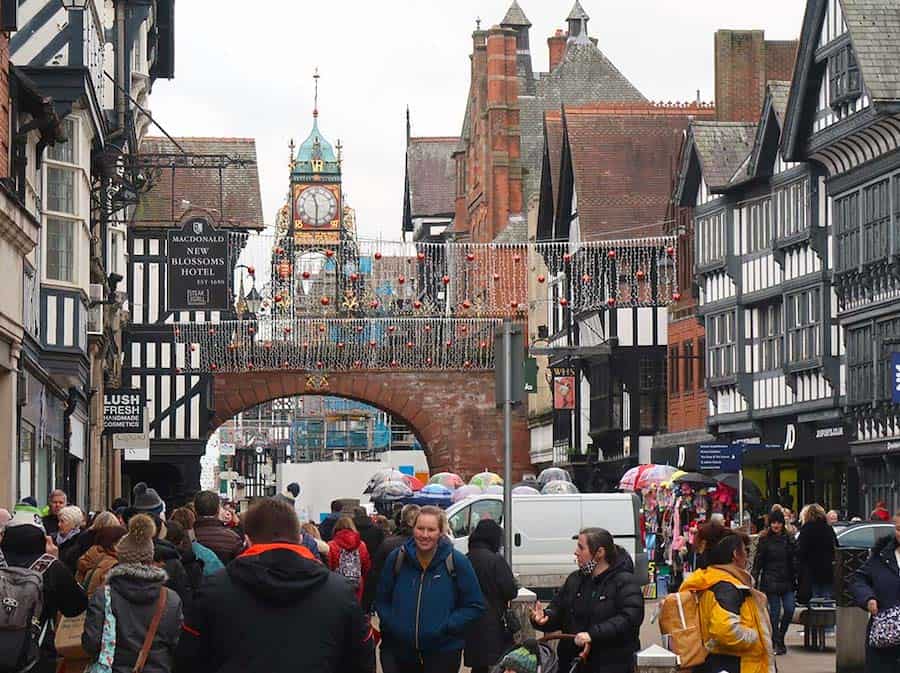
[297,186,338,227]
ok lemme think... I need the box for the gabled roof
[501,1,531,27]
[405,137,457,218]
[689,122,756,191]
[567,0,590,21]
[134,137,264,229]
[741,81,792,183]
[542,103,712,241]
[783,0,900,160]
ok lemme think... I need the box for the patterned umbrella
[635,465,680,491]
[537,467,572,488]
[470,472,503,489]
[618,466,643,492]
[402,474,425,491]
[421,483,453,497]
[364,468,407,494]
[452,485,484,503]
[428,472,465,490]
[541,480,580,494]
[371,480,413,501]
[672,471,718,487]
[512,485,541,495]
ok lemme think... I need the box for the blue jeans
[767,590,796,638]
[811,583,834,600]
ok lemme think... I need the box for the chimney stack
[548,29,567,71]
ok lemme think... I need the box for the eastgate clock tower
[290,72,343,245]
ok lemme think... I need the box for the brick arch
[211,371,531,479]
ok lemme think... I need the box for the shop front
[851,439,900,518]
[719,416,857,517]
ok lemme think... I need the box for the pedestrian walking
[752,508,797,654]
[319,500,344,542]
[464,519,518,673]
[679,521,774,673]
[850,512,900,672]
[82,514,183,673]
[192,491,244,564]
[376,505,485,673]
[76,525,127,597]
[176,497,374,673]
[796,503,837,602]
[43,489,68,536]
[354,507,385,560]
[363,504,419,614]
[327,516,371,603]
[530,528,643,673]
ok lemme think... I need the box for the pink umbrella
[635,465,679,491]
[452,485,483,503]
[618,466,642,491]
[402,474,425,491]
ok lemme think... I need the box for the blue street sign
[698,444,741,472]
[892,353,900,404]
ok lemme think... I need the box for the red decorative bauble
[462,300,471,310]
[493,273,501,282]
[318,325,326,333]
[274,294,283,303]
[406,341,414,349]
[350,273,359,282]
[510,300,519,309]
[175,367,182,374]
[461,325,468,333]
[302,341,309,348]
[480,341,488,349]
[563,253,572,263]
[173,328,180,336]
[210,363,218,371]
[466,252,475,262]
[607,249,617,260]
[247,363,255,370]
[264,341,273,349]
[208,328,215,335]
[320,296,330,306]
[353,360,362,368]
[388,325,396,333]
[464,360,472,368]
[537,275,546,283]
[190,344,197,352]
[369,340,377,348]
[426,357,433,366]
[390,360,399,368]
[248,327,255,335]
[424,325,432,333]
[275,247,283,255]
[325,249,335,258]
[513,255,521,263]
[283,361,290,368]
[607,297,616,307]
[442,275,451,285]
[284,326,292,334]
[673,292,682,301]
[666,246,675,257]
[302,271,310,280]
[417,252,426,261]
[247,266,255,276]
[559,297,569,307]
[356,326,364,333]
[374,252,383,261]
[445,339,453,348]
[337,342,345,349]
[316,361,323,368]
[636,270,646,281]
[397,275,406,284]
[370,300,379,309]
[413,300,422,310]
[582,274,591,284]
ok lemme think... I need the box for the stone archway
[212,370,531,479]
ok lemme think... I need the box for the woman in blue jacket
[376,505,485,673]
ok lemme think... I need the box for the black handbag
[501,606,522,638]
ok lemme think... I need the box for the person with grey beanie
[82,514,183,673]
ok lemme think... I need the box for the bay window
[707,311,736,379]
[786,288,821,363]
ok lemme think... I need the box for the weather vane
[313,67,320,118]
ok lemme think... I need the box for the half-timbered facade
[783,0,900,514]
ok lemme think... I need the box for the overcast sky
[150,0,806,242]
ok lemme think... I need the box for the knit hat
[7,504,45,532]
[117,514,156,564]
[500,646,538,673]
[769,509,786,525]
[132,482,164,516]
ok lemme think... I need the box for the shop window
[760,303,783,371]
[847,323,874,404]
[786,289,821,363]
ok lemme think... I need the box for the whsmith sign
[167,217,230,311]
[103,389,146,434]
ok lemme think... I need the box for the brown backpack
[658,589,707,669]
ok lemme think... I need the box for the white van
[445,492,646,597]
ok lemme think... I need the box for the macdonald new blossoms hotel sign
[167,217,230,311]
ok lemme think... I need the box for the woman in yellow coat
[679,523,775,673]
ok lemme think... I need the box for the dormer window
[829,44,861,109]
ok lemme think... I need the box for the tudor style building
[782,0,900,514]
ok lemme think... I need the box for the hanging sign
[104,389,146,434]
[167,216,230,311]
[553,376,576,410]
[892,353,900,404]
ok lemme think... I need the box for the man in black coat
[177,497,373,673]
[851,515,900,673]
[464,519,518,673]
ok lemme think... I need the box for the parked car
[834,522,894,549]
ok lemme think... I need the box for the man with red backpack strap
[176,497,374,673]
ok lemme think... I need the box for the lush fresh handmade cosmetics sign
[104,389,146,433]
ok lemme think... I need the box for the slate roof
[501,1,531,27]
[405,137,457,217]
[689,122,756,190]
[567,0,590,20]
[134,137,264,229]
[519,41,647,203]
[842,0,900,103]
[545,104,707,240]
[768,80,791,123]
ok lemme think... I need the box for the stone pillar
[0,364,17,506]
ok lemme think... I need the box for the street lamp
[246,285,262,316]
[59,0,90,10]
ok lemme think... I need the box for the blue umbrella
[421,484,453,497]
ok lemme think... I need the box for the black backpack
[0,554,54,673]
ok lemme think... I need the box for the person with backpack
[363,504,418,614]
[328,517,371,604]
[376,505,485,673]
[752,508,797,655]
[464,519,519,673]
[530,528,643,673]
[82,514,183,673]
[678,521,774,673]
[0,505,88,673]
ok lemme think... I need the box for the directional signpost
[700,443,745,527]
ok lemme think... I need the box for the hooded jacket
[327,529,371,603]
[77,545,119,597]
[376,536,485,660]
[752,530,797,595]
[82,564,182,673]
[679,564,775,673]
[176,543,373,673]
[154,539,191,611]
[536,552,643,673]
[192,517,244,564]
[463,520,518,669]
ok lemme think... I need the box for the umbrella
[484,484,504,495]
[428,472,465,490]
[714,473,764,506]
[452,485,483,503]
[618,466,642,491]
[541,480,580,494]
[512,485,541,495]
[371,480,413,501]
[470,472,503,489]
[672,472,718,487]
[537,467,572,488]
[402,474,425,491]
[364,468,407,494]
[636,465,679,491]
[421,483,452,497]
